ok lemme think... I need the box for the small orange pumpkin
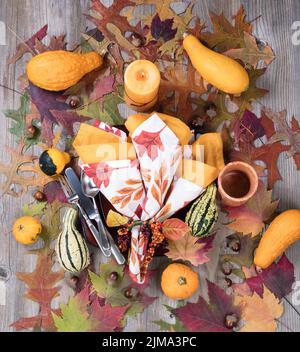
[13,216,42,245]
[161,263,199,300]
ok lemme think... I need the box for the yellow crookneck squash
[254,209,300,268]
[183,34,249,95]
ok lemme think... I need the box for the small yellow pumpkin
[161,263,199,300]
[13,216,42,245]
[26,50,103,91]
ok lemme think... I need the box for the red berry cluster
[140,221,164,278]
[117,220,133,253]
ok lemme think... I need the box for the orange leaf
[162,218,190,240]
[235,286,283,332]
[133,187,144,201]
[151,184,161,205]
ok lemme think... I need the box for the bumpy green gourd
[56,208,89,273]
[185,183,218,237]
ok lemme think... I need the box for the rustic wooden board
[0,0,300,332]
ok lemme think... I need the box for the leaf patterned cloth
[74,114,218,283]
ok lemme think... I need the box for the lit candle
[124,60,161,106]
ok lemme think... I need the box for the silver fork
[59,176,125,264]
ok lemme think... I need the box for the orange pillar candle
[124,60,161,105]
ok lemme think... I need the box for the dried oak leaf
[0,142,46,198]
[235,286,284,332]
[232,109,265,143]
[166,233,214,266]
[233,68,269,113]
[261,107,300,170]
[224,181,279,236]
[11,253,64,331]
[151,14,177,42]
[200,5,252,52]
[89,260,156,318]
[225,32,275,68]
[28,83,90,145]
[246,254,295,300]
[43,181,68,204]
[7,25,48,64]
[172,280,242,332]
[222,233,260,268]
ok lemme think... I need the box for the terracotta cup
[217,161,258,207]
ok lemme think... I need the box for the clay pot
[218,161,258,207]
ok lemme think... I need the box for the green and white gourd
[56,208,90,273]
[185,182,218,237]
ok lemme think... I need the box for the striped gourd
[185,183,218,237]
[56,208,90,273]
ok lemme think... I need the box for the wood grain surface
[0,0,300,332]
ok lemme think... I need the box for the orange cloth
[73,123,136,164]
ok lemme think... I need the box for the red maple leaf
[10,253,64,331]
[246,254,295,299]
[173,280,241,332]
[133,127,165,161]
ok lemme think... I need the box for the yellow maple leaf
[235,286,284,332]
[106,210,129,228]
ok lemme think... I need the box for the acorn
[68,95,81,109]
[107,271,119,285]
[26,125,36,139]
[129,32,145,47]
[39,148,71,176]
[124,287,133,299]
[224,313,239,329]
[33,190,45,202]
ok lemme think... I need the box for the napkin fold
[73,114,224,283]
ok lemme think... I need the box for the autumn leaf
[22,201,47,217]
[232,109,265,143]
[222,233,260,268]
[225,32,275,67]
[233,68,269,113]
[0,142,44,198]
[89,75,115,101]
[166,233,213,266]
[89,261,156,317]
[43,181,68,204]
[224,181,279,235]
[162,218,190,241]
[173,281,242,332]
[154,304,188,332]
[106,210,129,227]
[7,25,48,64]
[52,285,127,332]
[11,253,64,331]
[4,91,40,149]
[28,83,90,145]
[151,14,177,42]
[235,286,284,332]
[246,255,295,299]
[200,5,252,52]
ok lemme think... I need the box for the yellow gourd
[125,112,191,146]
[192,133,225,172]
[183,34,249,94]
[26,50,103,91]
[254,210,300,269]
[161,263,199,300]
[13,216,42,245]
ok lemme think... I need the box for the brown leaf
[225,32,275,67]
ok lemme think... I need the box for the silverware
[62,170,125,265]
[81,172,111,252]
[59,173,111,257]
